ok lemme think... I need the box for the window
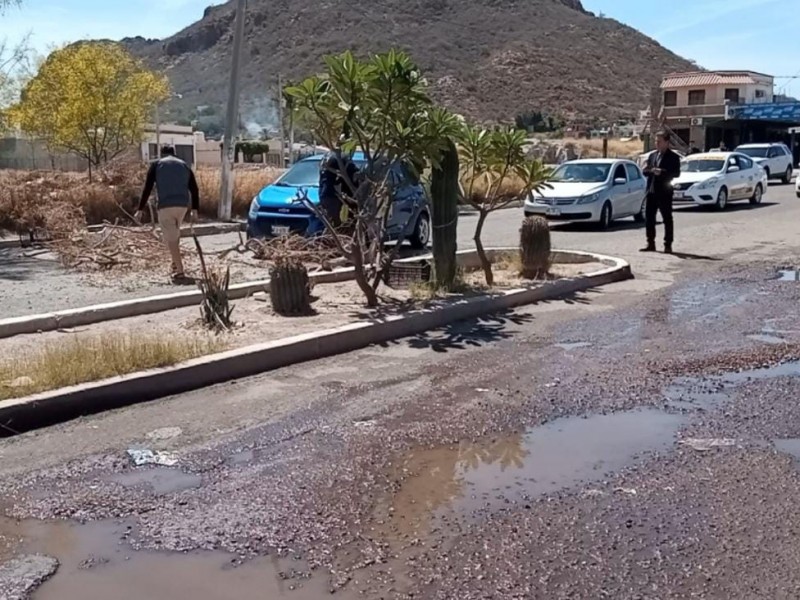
[625,164,642,181]
[727,156,740,170]
[613,164,627,182]
[663,90,677,107]
[724,88,740,103]
[687,90,706,106]
[738,156,753,170]
[755,89,767,99]
[767,147,778,158]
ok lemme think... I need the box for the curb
[0,250,631,435]
[0,267,357,339]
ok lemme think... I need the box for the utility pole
[277,73,286,168]
[218,0,247,221]
[155,103,161,158]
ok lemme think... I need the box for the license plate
[271,225,291,236]
[546,207,561,216]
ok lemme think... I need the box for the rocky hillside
[125,0,694,125]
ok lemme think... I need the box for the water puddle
[774,439,800,460]
[667,281,748,322]
[777,269,800,282]
[106,467,202,495]
[392,408,685,528]
[0,516,344,600]
[555,341,592,351]
[747,333,787,345]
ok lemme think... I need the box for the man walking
[135,145,200,282]
[642,131,681,254]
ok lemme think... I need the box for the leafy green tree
[286,50,460,306]
[458,126,552,286]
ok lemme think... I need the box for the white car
[735,143,793,183]
[638,149,685,169]
[671,152,768,210]
[795,172,800,198]
[524,159,647,229]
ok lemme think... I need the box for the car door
[737,155,756,196]
[388,162,423,237]
[610,163,631,216]
[725,155,746,199]
[624,162,647,216]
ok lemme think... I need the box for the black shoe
[640,244,656,253]
[664,244,673,254]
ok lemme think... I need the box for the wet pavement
[5,254,800,597]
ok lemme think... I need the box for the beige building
[655,70,800,153]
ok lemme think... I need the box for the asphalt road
[2,182,800,599]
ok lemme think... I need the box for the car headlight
[694,178,720,190]
[248,197,259,219]
[577,192,602,205]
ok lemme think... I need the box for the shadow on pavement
[402,311,535,353]
[670,251,722,261]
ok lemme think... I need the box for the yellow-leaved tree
[11,42,169,177]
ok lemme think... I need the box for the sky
[1,0,798,98]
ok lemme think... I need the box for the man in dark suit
[642,131,681,254]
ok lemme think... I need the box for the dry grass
[0,334,225,401]
[195,165,282,217]
[0,163,283,234]
[564,137,643,159]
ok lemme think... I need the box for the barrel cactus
[519,216,551,279]
[430,138,460,290]
[269,258,312,316]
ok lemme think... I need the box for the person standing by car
[135,145,199,283]
[319,151,359,229]
[688,141,701,155]
[642,131,681,254]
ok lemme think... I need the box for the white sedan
[671,152,768,210]
[524,159,647,229]
[796,171,800,198]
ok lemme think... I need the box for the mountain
[124,0,694,128]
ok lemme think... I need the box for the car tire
[749,183,763,205]
[409,212,431,249]
[763,167,771,180]
[782,166,793,185]
[633,198,646,223]
[715,187,728,211]
[598,202,612,230]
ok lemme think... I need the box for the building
[655,70,800,159]
[140,123,196,165]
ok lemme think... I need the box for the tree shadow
[398,310,536,353]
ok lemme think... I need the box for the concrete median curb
[0,267,357,339]
[0,249,631,435]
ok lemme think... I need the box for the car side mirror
[727,166,740,173]
[613,177,627,185]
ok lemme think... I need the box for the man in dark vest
[135,145,200,282]
[318,151,359,229]
[642,131,681,254]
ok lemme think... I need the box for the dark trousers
[320,195,342,228]
[645,192,673,246]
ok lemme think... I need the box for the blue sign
[730,102,800,123]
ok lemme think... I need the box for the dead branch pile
[242,234,347,269]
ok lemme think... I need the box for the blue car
[246,152,431,248]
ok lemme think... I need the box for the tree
[10,42,169,177]
[286,50,460,307]
[458,126,552,286]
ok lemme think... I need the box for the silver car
[524,159,648,229]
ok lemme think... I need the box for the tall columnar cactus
[519,216,551,280]
[430,138,460,290]
[269,258,312,316]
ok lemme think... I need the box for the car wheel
[715,187,728,211]
[782,166,793,185]
[409,212,430,249]
[633,198,646,223]
[598,202,612,230]
[749,183,763,205]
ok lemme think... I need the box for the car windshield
[737,147,768,158]
[682,159,725,173]
[274,158,366,187]
[549,163,611,183]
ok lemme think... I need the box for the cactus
[519,216,551,279]
[430,138,460,290]
[269,258,312,316]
